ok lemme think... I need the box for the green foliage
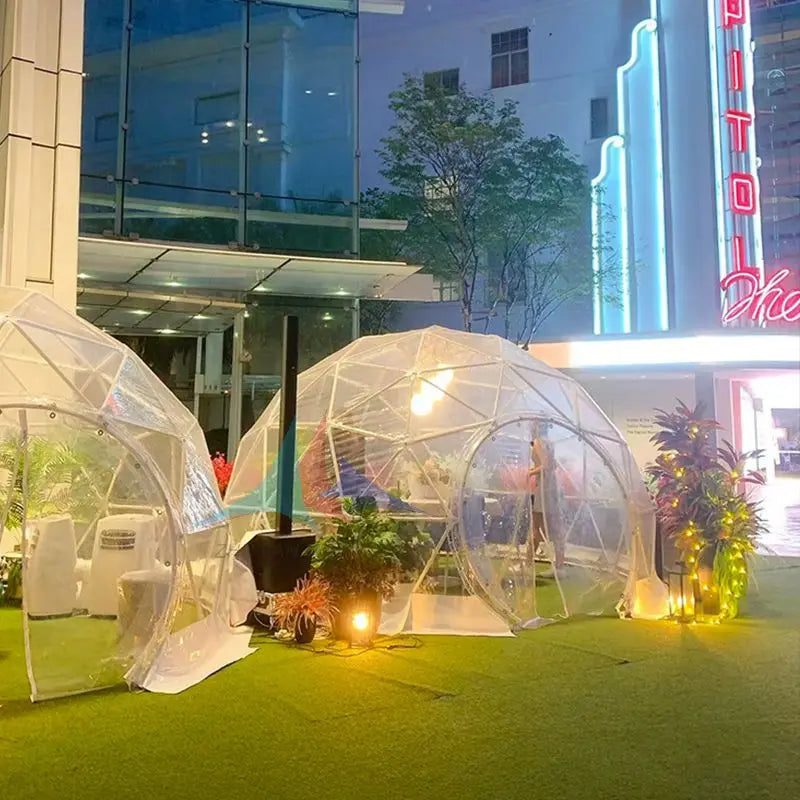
[395,521,434,578]
[307,498,407,599]
[0,434,114,531]
[647,401,766,617]
[0,557,22,604]
[373,76,602,335]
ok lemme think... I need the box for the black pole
[276,315,299,536]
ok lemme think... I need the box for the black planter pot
[294,615,317,644]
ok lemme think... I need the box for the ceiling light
[244,310,250,318]
[322,312,333,321]
[158,328,177,335]
[225,120,235,128]
[253,285,270,293]
[247,122,253,127]
[129,309,149,316]
[304,89,313,95]
[258,136,268,143]
[201,138,209,144]
[334,288,350,296]
[165,280,181,288]
[193,314,209,320]
[256,128,264,135]
[201,130,209,137]
[327,91,337,97]
[78,273,91,279]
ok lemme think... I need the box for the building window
[424,177,452,201]
[424,68,460,96]
[590,98,610,140]
[94,112,119,142]
[194,91,240,126]
[433,280,461,302]
[491,27,529,89]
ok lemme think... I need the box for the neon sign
[714,0,798,324]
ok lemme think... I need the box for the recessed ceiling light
[201,130,209,137]
[327,91,337,97]
[225,120,235,128]
[165,281,182,287]
[201,138,209,144]
[129,309,149,315]
[322,312,333,321]
[304,89,312,95]
[193,314,209,320]
[334,288,350,296]
[253,285,270,293]
[158,328,177,335]
[256,128,264,135]
[244,310,250,318]
[258,136,268,143]
[78,273,91,279]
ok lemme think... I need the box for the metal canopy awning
[76,286,246,337]
[78,236,425,300]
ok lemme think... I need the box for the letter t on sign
[726,109,752,151]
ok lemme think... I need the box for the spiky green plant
[647,401,766,618]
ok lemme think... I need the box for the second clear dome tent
[225,326,662,634]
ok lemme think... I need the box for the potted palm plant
[306,497,407,642]
[273,575,336,643]
[647,401,766,619]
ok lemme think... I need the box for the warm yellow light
[410,392,433,416]
[352,612,369,632]
[420,366,454,402]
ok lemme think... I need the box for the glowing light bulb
[352,612,369,632]
[410,392,433,417]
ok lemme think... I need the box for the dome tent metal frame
[226,326,667,636]
[0,288,252,701]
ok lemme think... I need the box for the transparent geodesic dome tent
[0,288,251,701]
[226,326,667,635]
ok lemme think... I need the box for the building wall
[753,0,800,313]
[80,0,359,256]
[360,0,648,189]
[359,0,653,338]
[0,0,83,310]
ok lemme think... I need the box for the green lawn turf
[1,556,798,800]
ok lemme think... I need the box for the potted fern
[306,497,407,642]
[273,575,336,643]
[647,401,766,619]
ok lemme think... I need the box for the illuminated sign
[713,0,798,324]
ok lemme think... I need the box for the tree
[376,76,618,335]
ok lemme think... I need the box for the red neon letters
[721,269,800,323]
[725,109,752,151]
[730,173,757,215]
[729,49,744,91]
[722,0,746,28]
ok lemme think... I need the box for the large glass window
[80,0,358,255]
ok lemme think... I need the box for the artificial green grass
[1,557,799,800]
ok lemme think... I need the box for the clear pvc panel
[2,409,176,701]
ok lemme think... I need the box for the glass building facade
[80,0,360,257]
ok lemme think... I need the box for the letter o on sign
[730,173,756,215]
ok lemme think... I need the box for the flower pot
[294,615,317,644]
[332,591,382,643]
